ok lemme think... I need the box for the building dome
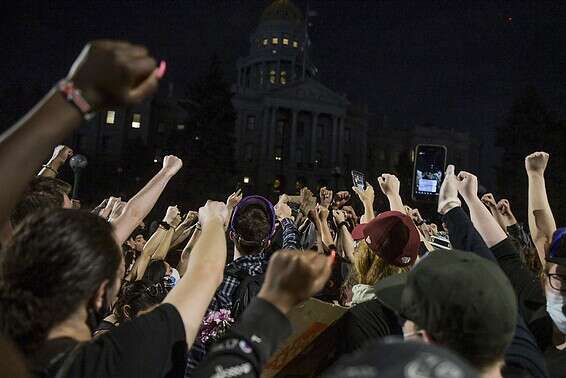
[260,0,303,24]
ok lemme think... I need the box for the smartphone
[412,144,447,201]
[351,170,366,190]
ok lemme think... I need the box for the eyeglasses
[547,273,566,292]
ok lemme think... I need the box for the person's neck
[47,305,91,342]
[480,361,503,378]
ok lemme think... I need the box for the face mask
[546,290,566,334]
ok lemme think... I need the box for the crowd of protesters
[0,40,565,378]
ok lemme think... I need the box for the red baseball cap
[351,211,420,267]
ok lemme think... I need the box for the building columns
[310,112,319,163]
[260,108,270,159]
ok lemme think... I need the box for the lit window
[263,38,268,46]
[131,113,141,128]
[177,124,185,131]
[272,37,279,45]
[275,146,282,161]
[106,111,115,125]
[293,41,299,48]
[283,38,289,45]
[270,70,276,84]
[243,176,251,184]
[280,71,287,85]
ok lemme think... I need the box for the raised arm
[0,40,159,225]
[177,226,201,277]
[150,206,180,261]
[163,201,229,347]
[38,145,73,177]
[481,193,507,232]
[352,183,375,223]
[111,155,182,245]
[526,152,556,262]
[377,173,404,212]
[334,210,355,263]
[457,171,507,248]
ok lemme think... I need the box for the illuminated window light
[106,110,115,124]
[243,176,250,184]
[131,113,141,129]
[263,38,268,46]
[177,124,185,130]
[275,156,282,161]
[283,38,289,45]
[293,41,299,48]
[272,37,279,45]
[280,71,287,85]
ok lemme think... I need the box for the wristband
[159,221,171,230]
[57,80,95,120]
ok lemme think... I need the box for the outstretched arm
[0,40,159,226]
[526,152,556,262]
[457,171,507,248]
[377,173,404,212]
[111,155,182,245]
[352,184,375,223]
[163,201,229,347]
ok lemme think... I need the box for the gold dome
[260,0,303,23]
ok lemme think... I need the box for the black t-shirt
[545,346,566,378]
[336,298,402,357]
[30,303,186,378]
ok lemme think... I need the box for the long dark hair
[114,280,167,324]
[143,260,168,284]
[0,209,122,353]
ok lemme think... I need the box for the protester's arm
[126,226,169,281]
[438,165,496,261]
[526,152,556,262]
[275,201,300,250]
[481,193,507,232]
[177,226,201,277]
[149,206,179,261]
[38,145,73,177]
[457,172,507,248]
[194,251,333,377]
[171,211,198,249]
[163,201,228,347]
[111,155,182,245]
[377,174,404,212]
[334,210,355,263]
[0,40,159,226]
[352,183,375,223]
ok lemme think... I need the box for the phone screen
[412,145,447,201]
[351,170,365,190]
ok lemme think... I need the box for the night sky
[2,0,566,175]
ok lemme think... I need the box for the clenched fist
[525,152,549,176]
[377,173,400,197]
[162,155,183,177]
[258,250,333,314]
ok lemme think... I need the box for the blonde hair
[352,240,408,285]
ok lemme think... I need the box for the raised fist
[525,152,549,175]
[377,173,400,197]
[275,202,293,220]
[68,41,161,111]
[456,171,478,200]
[164,206,180,225]
[481,193,497,208]
[319,187,333,208]
[258,250,333,314]
[162,155,183,177]
[198,200,229,226]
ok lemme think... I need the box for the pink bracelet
[57,80,95,120]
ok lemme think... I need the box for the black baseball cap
[374,251,517,360]
[323,338,479,378]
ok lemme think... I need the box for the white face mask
[170,268,181,284]
[546,290,566,334]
